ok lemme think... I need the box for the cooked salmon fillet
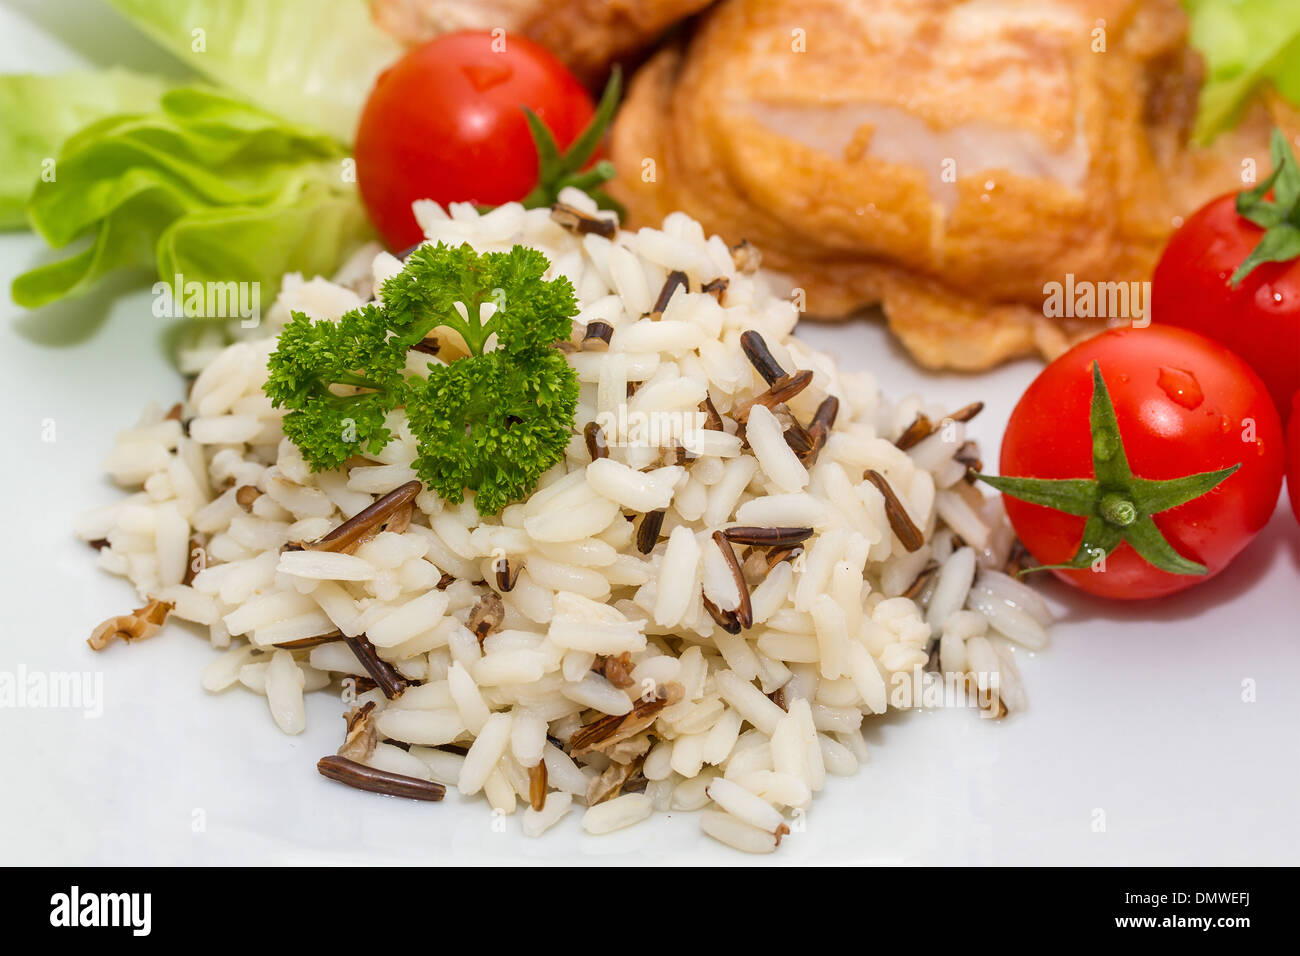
[609,0,1289,369]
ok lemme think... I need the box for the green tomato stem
[1098,493,1137,527]
[976,361,1240,577]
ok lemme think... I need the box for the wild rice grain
[709,531,752,627]
[863,470,925,552]
[527,761,548,811]
[341,635,409,699]
[309,480,422,553]
[583,421,609,460]
[317,755,446,801]
[740,330,785,385]
[551,201,617,238]
[583,320,614,350]
[650,270,689,319]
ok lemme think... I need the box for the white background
[1,0,1297,865]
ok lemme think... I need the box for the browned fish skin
[609,0,1289,370]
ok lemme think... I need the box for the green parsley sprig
[264,242,579,515]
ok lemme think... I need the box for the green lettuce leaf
[104,0,402,143]
[1186,0,1300,144]
[12,88,371,310]
[0,69,169,230]
[157,175,371,301]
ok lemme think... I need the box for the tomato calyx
[1230,128,1300,287]
[977,362,1240,576]
[517,66,624,217]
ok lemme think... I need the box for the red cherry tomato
[997,326,1284,600]
[1152,193,1300,424]
[1288,392,1300,524]
[355,32,596,250]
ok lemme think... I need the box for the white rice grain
[561,673,634,716]
[447,661,492,733]
[376,708,465,747]
[366,589,449,648]
[264,650,306,735]
[457,711,513,796]
[277,550,376,582]
[926,546,977,636]
[582,793,652,834]
[734,493,827,528]
[699,809,780,854]
[716,670,786,736]
[746,404,809,492]
[706,776,786,834]
[654,526,701,627]
[523,792,573,837]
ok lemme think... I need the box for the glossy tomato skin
[355,32,596,250]
[1288,392,1300,524]
[999,327,1284,599]
[1152,194,1300,424]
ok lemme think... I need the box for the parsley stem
[322,392,375,407]
[335,372,386,391]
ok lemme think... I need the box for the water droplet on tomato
[1255,282,1293,313]
[1219,415,1232,433]
[1156,367,1203,409]
[461,63,512,92]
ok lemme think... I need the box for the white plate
[2,2,1297,866]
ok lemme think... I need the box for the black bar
[4,867,1280,940]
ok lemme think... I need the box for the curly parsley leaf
[380,241,577,357]
[264,304,409,469]
[264,242,580,512]
[407,347,578,515]
[483,245,580,356]
[278,392,396,471]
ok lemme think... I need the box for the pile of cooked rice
[79,189,1050,853]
